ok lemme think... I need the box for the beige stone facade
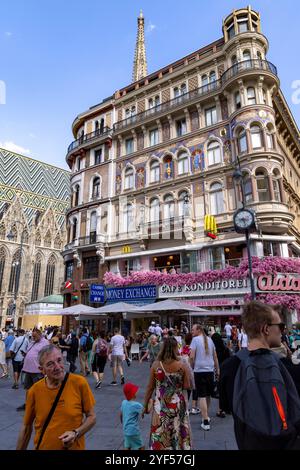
[62,7,300,315]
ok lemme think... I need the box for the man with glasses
[219,300,300,449]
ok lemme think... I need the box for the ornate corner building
[62,7,300,316]
[0,148,70,328]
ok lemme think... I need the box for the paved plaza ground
[0,359,237,450]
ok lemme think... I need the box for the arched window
[257,50,262,61]
[99,118,104,133]
[272,169,282,202]
[243,173,253,203]
[235,91,241,109]
[123,204,134,232]
[173,87,179,98]
[72,218,77,241]
[90,211,97,243]
[150,199,160,222]
[178,152,189,175]
[77,157,81,171]
[266,126,274,149]
[243,50,251,67]
[44,255,56,297]
[8,250,21,293]
[44,231,51,248]
[247,87,256,105]
[164,195,175,220]
[92,177,101,199]
[250,125,263,149]
[202,74,208,91]
[178,191,188,217]
[210,71,216,83]
[0,247,6,292]
[238,128,248,153]
[74,185,80,206]
[154,95,160,106]
[150,160,160,183]
[231,55,237,65]
[256,169,270,201]
[31,253,42,301]
[124,167,134,190]
[180,83,187,95]
[207,141,222,166]
[210,183,224,215]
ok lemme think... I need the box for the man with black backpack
[79,328,93,376]
[219,300,300,450]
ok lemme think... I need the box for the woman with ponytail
[190,324,220,431]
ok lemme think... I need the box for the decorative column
[196,104,202,129]
[246,129,252,152]
[268,174,275,200]
[167,115,173,140]
[156,119,162,143]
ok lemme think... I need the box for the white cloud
[5,32,12,37]
[146,22,156,34]
[0,141,31,155]
[28,133,37,139]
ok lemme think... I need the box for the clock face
[234,210,254,229]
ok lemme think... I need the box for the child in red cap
[120,382,144,450]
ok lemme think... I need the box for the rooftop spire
[132,11,148,82]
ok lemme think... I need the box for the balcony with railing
[78,234,106,247]
[221,59,277,86]
[113,59,277,134]
[139,216,193,240]
[66,126,112,158]
[113,81,221,133]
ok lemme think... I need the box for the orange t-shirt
[24,373,95,450]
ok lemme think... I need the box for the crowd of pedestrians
[1,304,300,450]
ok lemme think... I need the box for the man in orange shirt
[16,344,96,450]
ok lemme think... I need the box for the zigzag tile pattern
[0,149,70,227]
[0,148,70,200]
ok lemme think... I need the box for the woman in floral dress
[143,336,192,450]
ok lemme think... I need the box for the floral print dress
[149,363,192,450]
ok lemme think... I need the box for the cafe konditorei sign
[159,278,249,298]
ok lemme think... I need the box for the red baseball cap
[123,382,139,400]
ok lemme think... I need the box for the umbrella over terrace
[49,304,98,316]
[136,299,209,313]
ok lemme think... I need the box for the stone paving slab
[0,360,238,450]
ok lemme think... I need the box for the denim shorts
[124,434,143,450]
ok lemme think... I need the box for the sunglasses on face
[267,322,285,333]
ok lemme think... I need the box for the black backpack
[83,334,93,352]
[233,349,300,449]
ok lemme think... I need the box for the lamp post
[233,160,256,300]
[7,221,25,328]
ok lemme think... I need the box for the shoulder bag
[36,373,69,450]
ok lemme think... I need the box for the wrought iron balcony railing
[221,59,277,85]
[113,81,221,132]
[67,126,112,155]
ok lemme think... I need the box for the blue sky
[0,0,299,170]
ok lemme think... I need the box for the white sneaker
[201,419,211,431]
[191,408,199,415]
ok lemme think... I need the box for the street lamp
[7,221,25,328]
[232,159,256,300]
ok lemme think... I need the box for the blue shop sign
[106,285,157,304]
[89,284,105,303]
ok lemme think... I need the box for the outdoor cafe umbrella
[136,299,209,313]
[54,304,97,316]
